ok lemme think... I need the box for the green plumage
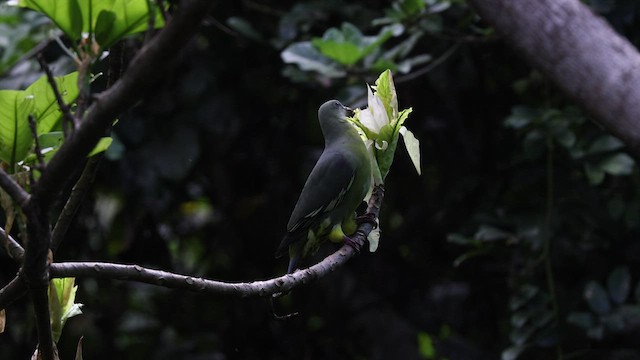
[276,100,372,272]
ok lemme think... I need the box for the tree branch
[0,167,30,210]
[51,156,100,252]
[37,54,76,137]
[50,186,384,297]
[469,0,640,157]
[34,0,215,210]
[0,225,24,262]
[0,276,27,310]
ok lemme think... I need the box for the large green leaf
[0,90,33,167]
[19,0,165,48]
[0,72,78,167]
[25,72,79,134]
[311,23,401,66]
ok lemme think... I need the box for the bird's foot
[344,235,366,253]
[356,212,378,228]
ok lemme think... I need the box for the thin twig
[156,0,169,22]
[0,276,28,310]
[36,54,76,138]
[27,115,45,171]
[0,225,24,263]
[5,39,51,74]
[51,156,101,252]
[396,43,461,84]
[0,167,30,210]
[50,186,384,297]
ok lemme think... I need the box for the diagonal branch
[34,0,216,210]
[0,225,24,262]
[51,156,100,252]
[37,54,77,137]
[0,167,30,210]
[0,276,28,310]
[50,186,384,297]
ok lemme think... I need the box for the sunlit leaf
[49,277,83,342]
[399,126,420,175]
[19,0,165,48]
[25,71,79,134]
[88,137,113,157]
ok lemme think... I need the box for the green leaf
[0,90,32,167]
[49,278,83,342]
[19,0,165,48]
[374,69,398,121]
[584,281,611,315]
[311,39,364,65]
[0,72,78,167]
[281,42,346,78]
[399,126,420,175]
[376,123,400,179]
[417,332,436,359]
[311,23,400,66]
[88,137,113,157]
[68,0,83,40]
[25,72,79,134]
[94,10,117,46]
[588,135,624,154]
[598,153,635,176]
[607,266,631,305]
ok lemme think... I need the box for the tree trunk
[470,0,640,157]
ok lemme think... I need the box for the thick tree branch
[470,0,640,157]
[22,196,54,360]
[51,186,384,297]
[34,0,215,210]
[0,168,30,210]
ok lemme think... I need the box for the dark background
[3,1,640,359]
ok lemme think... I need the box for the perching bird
[276,100,372,273]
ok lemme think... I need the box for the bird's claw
[344,235,365,253]
[356,212,378,228]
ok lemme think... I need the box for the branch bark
[50,186,384,297]
[469,0,640,157]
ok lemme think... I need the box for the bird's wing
[287,151,357,232]
[275,151,356,257]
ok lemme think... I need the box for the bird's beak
[344,106,355,118]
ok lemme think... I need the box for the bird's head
[318,100,354,122]
[318,100,357,143]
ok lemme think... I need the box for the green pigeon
[276,100,372,273]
